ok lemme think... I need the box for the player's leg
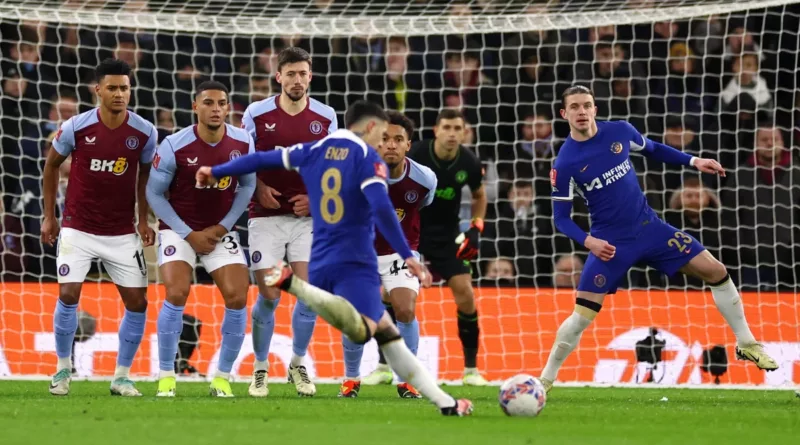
[50,228,94,395]
[204,232,250,398]
[285,217,317,396]
[101,233,149,397]
[248,217,287,397]
[447,271,486,385]
[387,287,422,398]
[155,230,196,397]
[362,292,395,385]
[539,252,630,393]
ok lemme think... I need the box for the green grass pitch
[0,381,796,445]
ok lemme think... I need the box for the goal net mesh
[1,0,799,386]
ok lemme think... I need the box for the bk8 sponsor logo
[89,157,129,176]
[195,176,233,190]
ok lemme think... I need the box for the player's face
[560,94,597,132]
[193,90,229,130]
[362,118,389,149]
[379,124,411,169]
[276,61,311,102]
[434,118,466,150]
[95,75,131,113]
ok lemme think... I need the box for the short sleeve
[358,148,388,191]
[550,157,575,202]
[152,140,177,177]
[141,124,158,164]
[622,121,649,152]
[328,114,338,133]
[242,107,257,142]
[51,118,76,157]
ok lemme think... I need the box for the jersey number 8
[320,167,344,224]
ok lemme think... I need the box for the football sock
[381,339,455,409]
[457,310,480,368]
[397,319,419,356]
[117,308,146,371]
[342,335,364,379]
[218,307,246,374]
[285,276,369,344]
[291,300,317,361]
[251,293,279,364]
[376,302,395,365]
[54,299,78,371]
[541,310,594,382]
[710,275,757,345]
[157,301,185,373]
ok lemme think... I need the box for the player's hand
[203,224,228,239]
[137,222,156,247]
[693,158,726,177]
[289,194,310,217]
[41,216,60,247]
[195,166,217,187]
[256,183,282,209]
[455,218,484,260]
[186,231,218,255]
[584,235,616,261]
[405,257,432,288]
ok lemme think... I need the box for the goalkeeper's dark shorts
[419,234,471,282]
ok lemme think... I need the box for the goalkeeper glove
[455,218,484,260]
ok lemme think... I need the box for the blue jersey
[282,129,392,272]
[551,120,659,241]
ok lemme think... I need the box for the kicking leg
[680,251,777,371]
[209,263,250,398]
[287,261,318,397]
[540,292,604,393]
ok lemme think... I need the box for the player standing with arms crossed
[373,109,488,386]
[197,101,472,416]
[243,47,338,398]
[146,81,256,397]
[339,111,437,399]
[42,59,157,397]
[540,85,778,393]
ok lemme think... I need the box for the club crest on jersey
[594,274,606,287]
[395,208,406,221]
[404,190,419,203]
[58,264,70,276]
[164,246,176,256]
[610,142,623,154]
[309,120,323,135]
[251,251,262,263]
[455,170,468,183]
[125,136,139,150]
[229,150,242,160]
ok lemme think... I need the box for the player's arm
[41,119,74,246]
[550,163,615,261]
[136,125,159,247]
[457,159,487,260]
[624,122,727,176]
[217,137,257,233]
[243,106,281,209]
[145,141,193,239]
[204,142,310,182]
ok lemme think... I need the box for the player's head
[94,58,132,114]
[433,109,466,150]
[193,81,230,131]
[344,101,389,149]
[560,85,597,133]
[276,47,312,102]
[379,110,415,169]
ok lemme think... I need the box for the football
[498,374,547,417]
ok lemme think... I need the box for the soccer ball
[498,374,547,417]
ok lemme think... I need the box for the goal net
[1,0,799,387]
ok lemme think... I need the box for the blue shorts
[309,264,385,323]
[578,220,705,295]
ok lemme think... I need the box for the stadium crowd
[1,1,799,291]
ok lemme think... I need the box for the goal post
[0,0,799,387]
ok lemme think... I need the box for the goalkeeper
[540,85,778,394]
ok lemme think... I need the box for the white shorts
[378,253,420,294]
[157,230,247,273]
[56,227,148,288]
[248,215,312,271]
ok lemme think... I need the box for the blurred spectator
[552,254,584,289]
[442,50,498,150]
[578,38,645,120]
[721,121,800,289]
[482,257,516,285]
[496,108,557,198]
[367,36,424,129]
[156,108,176,143]
[720,48,773,115]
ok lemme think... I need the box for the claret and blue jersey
[551,120,705,294]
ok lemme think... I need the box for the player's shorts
[378,252,421,294]
[56,227,147,288]
[310,264,384,323]
[248,215,312,271]
[157,229,247,273]
[419,235,471,282]
[578,220,705,295]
